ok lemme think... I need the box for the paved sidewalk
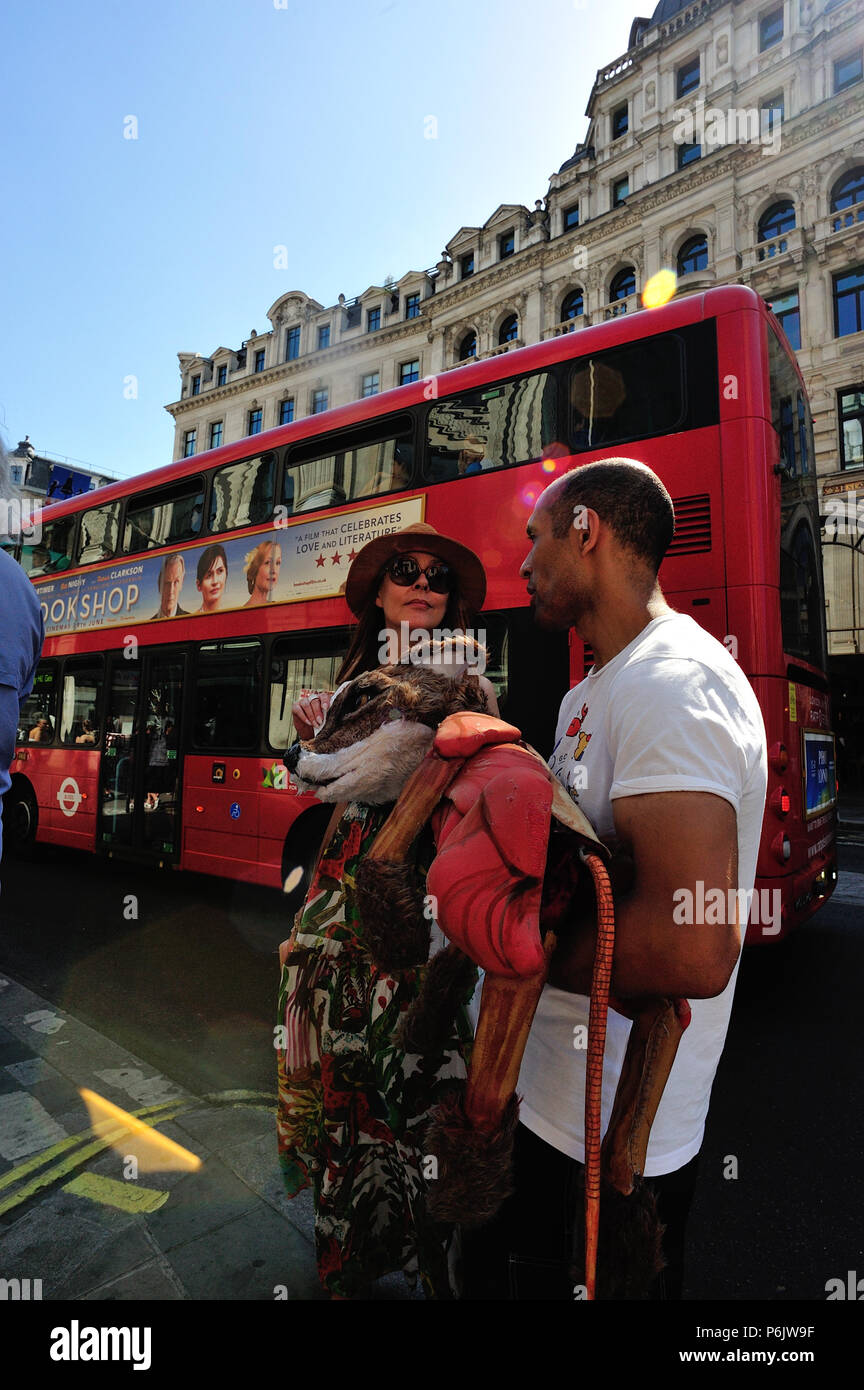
[0,974,418,1301]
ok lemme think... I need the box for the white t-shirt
[518,611,768,1176]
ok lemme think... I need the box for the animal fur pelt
[396,945,479,1055]
[570,1175,665,1300]
[354,857,430,972]
[423,1092,520,1226]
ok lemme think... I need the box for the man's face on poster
[159,558,184,616]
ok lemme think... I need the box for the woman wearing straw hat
[277,523,497,1299]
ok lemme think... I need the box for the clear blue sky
[2,0,643,481]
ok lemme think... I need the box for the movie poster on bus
[35,497,425,636]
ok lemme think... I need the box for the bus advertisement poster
[33,496,424,636]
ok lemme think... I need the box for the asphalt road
[0,835,862,1301]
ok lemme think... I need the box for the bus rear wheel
[3,781,39,857]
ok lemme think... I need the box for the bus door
[99,651,186,862]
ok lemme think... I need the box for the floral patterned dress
[276,802,476,1299]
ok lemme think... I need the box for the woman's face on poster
[198,556,227,608]
[254,543,282,598]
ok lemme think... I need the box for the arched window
[758,201,795,258]
[498,313,519,345]
[609,268,636,311]
[830,167,864,231]
[458,331,477,361]
[677,234,708,275]
[561,289,584,321]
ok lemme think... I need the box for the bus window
[60,659,104,745]
[124,477,205,555]
[193,640,262,750]
[209,453,277,534]
[426,371,557,482]
[568,338,685,451]
[283,417,415,515]
[20,515,76,576]
[268,637,348,750]
[17,661,58,744]
[780,521,824,669]
[79,501,121,565]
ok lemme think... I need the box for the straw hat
[344,522,486,617]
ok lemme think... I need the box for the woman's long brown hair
[336,580,478,684]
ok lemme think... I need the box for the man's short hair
[549,459,675,573]
[157,553,185,589]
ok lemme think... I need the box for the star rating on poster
[316,555,325,567]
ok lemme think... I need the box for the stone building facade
[165,0,864,674]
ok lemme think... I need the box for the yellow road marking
[0,1089,275,1218]
[63,1172,170,1213]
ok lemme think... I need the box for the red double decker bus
[5,285,836,940]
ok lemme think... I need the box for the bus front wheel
[3,780,39,857]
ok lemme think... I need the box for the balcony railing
[600,293,638,320]
[741,225,804,271]
[543,316,588,339]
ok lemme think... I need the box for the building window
[458,332,477,360]
[835,50,863,94]
[563,203,579,230]
[183,429,197,458]
[399,360,420,385]
[834,267,864,337]
[758,200,795,258]
[279,399,295,425]
[248,409,263,435]
[561,289,584,321]
[498,314,519,345]
[770,290,801,351]
[460,252,475,279]
[677,56,700,98]
[831,167,864,231]
[311,388,328,414]
[677,234,708,275]
[253,349,265,373]
[609,268,636,306]
[677,142,701,169]
[217,363,227,386]
[317,324,330,350]
[209,421,223,450]
[612,103,628,139]
[286,326,300,360]
[839,387,864,468]
[759,7,783,51]
[367,306,381,332]
[761,94,784,135]
[499,230,515,259]
[362,373,380,397]
[191,375,201,396]
[405,293,421,319]
[612,176,629,207]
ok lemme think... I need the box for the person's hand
[291,691,333,741]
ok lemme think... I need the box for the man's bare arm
[548,791,741,1000]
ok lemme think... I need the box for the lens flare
[642,269,677,309]
[541,458,557,474]
[79,1088,202,1173]
[520,484,541,508]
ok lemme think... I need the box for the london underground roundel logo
[57,778,82,817]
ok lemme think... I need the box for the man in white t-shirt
[461,458,767,1300]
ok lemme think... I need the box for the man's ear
[570,504,601,554]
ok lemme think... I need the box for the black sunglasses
[384,555,454,594]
